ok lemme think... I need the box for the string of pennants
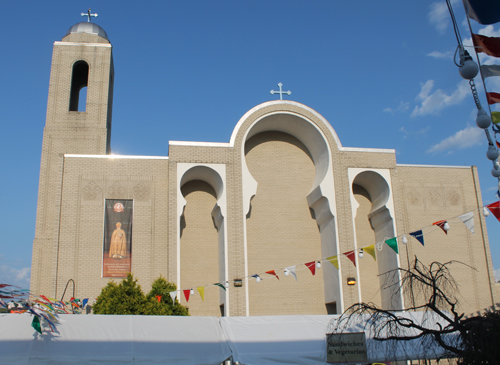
[4,201,499,331]
[458,0,500,195]
[168,201,500,304]
[0,285,89,334]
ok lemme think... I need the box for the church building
[31,20,499,317]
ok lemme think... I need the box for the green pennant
[385,237,399,254]
[31,316,42,334]
[214,283,226,291]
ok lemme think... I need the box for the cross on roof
[81,8,98,22]
[270,82,292,100]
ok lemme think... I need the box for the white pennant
[285,266,297,281]
[459,212,475,234]
[169,291,177,303]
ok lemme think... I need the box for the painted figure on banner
[109,222,127,258]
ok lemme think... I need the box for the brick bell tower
[31,14,114,297]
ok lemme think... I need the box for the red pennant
[156,295,162,303]
[265,270,279,280]
[496,141,500,149]
[183,289,190,302]
[486,201,500,222]
[472,33,500,58]
[70,297,75,302]
[305,261,316,275]
[487,92,500,105]
[343,250,356,267]
[40,295,51,303]
[433,220,448,234]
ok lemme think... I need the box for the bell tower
[31,17,114,296]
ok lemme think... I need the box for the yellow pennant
[363,245,377,261]
[197,286,205,302]
[326,255,339,270]
[492,111,500,125]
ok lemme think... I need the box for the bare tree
[329,258,499,363]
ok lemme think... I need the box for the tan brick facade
[31,23,498,317]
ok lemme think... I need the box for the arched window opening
[69,61,89,112]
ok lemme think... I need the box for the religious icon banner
[102,200,133,277]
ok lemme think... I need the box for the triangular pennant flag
[343,251,356,267]
[409,230,425,246]
[487,92,500,105]
[459,212,475,234]
[486,201,500,222]
[183,289,191,302]
[265,270,279,280]
[305,261,316,275]
[472,33,500,57]
[82,298,88,308]
[285,266,297,281]
[197,286,205,302]
[326,256,339,270]
[384,237,399,254]
[32,316,42,334]
[481,64,500,79]
[169,291,177,303]
[363,245,376,261]
[492,111,500,125]
[214,283,226,291]
[433,220,448,234]
[156,295,162,303]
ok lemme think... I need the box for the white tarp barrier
[0,314,231,364]
[220,313,452,364]
[0,312,454,364]
[220,315,332,364]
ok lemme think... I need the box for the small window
[219,304,225,317]
[69,61,89,111]
[326,302,337,315]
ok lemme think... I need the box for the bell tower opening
[69,61,89,112]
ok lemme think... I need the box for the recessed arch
[69,60,89,112]
[350,169,403,310]
[176,164,229,315]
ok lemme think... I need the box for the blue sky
[1,0,499,288]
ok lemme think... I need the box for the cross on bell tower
[81,8,98,22]
[270,82,292,100]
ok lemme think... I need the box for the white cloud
[427,125,483,153]
[428,0,459,34]
[411,80,470,117]
[427,50,453,60]
[383,101,409,114]
[0,265,30,289]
